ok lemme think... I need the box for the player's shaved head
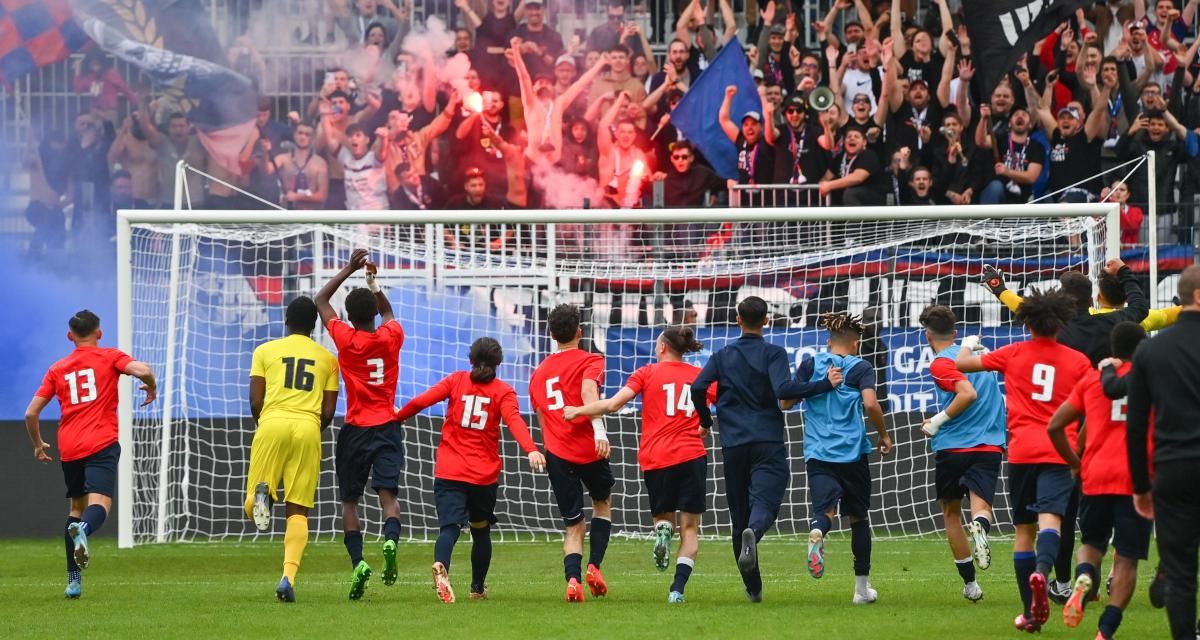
[736,297,769,327]
[1096,273,1126,307]
[68,310,101,338]
[918,305,957,339]
[1110,321,1146,359]
[1015,288,1076,338]
[1179,264,1200,308]
[345,288,378,326]
[1058,271,1093,314]
[469,337,503,383]
[547,304,582,344]
[285,296,318,335]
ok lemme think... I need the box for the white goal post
[116,203,1121,548]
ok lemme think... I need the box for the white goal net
[117,205,1119,546]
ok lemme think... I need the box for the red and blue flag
[0,0,89,84]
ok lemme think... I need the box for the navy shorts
[546,450,614,525]
[336,422,405,502]
[807,455,872,520]
[1079,494,1154,560]
[62,442,120,499]
[434,478,498,528]
[934,450,1002,504]
[1008,463,1074,525]
[643,455,707,516]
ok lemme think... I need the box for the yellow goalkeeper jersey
[250,334,339,424]
[997,290,1181,332]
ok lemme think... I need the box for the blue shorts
[336,422,405,502]
[643,455,707,516]
[1008,463,1074,525]
[61,442,120,499]
[434,479,498,528]
[546,450,614,525]
[1079,494,1154,560]
[934,450,1002,504]
[807,455,872,520]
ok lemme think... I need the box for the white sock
[855,575,870,592]
[677,556,695,568]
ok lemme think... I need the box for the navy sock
[955,557,976,585]
[65,516,81,580]
[671,558,694,594]
[564,553,583,582]
[435,525,460,573]
[1035,528,1060,577]
[850,520,872,576]
[81,504,107,535]
[588,517,611,568]
[811,513,832,535]
[1075,562,1098,606]
[973,515,992,534]
[383,517,401,542]
[343,530,364,567]
[470,526,492,592]
[1014,551,1037,615]
[1097,604,1123,638]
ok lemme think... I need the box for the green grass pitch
[0,536,1169,639]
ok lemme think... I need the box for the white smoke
[530,161,598,209]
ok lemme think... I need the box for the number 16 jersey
[530,348,605,464]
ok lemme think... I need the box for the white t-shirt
[339,148,388,211]
[842,67,879,116]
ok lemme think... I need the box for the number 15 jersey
[326,318,405,427]
[980,337,1091,464]
[530,348,605,464]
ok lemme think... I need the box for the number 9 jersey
[530,349,605,464]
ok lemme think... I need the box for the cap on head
[555,54,576,69]
[742,110,763,123]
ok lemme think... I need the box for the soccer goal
[115,203,1122,548]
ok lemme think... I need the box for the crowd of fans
[22,0,1200,255]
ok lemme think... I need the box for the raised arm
[853,0,875,37]
[454,0,482,30]
[315,248,369,325]
[509,38,536,111]
[717,85,740,143]
[560,53,610,109]
[975,104,994,150]
[891,0,905,59]
[675,0,696,44]
[1084,77,1112,141]
[597,91,629,156]
[1025,72,1057,135]
[718,0,736,46]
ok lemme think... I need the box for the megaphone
[809,86,836,112]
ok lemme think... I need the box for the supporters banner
[669,38,760,180]
[69,0,256,173]
[962,0,1091,101]
[0,0,89,84]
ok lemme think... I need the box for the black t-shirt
[664,164,726,207]
[833,147,889,196]
[887,102,943,157]
[735,133,775,185]
[773,123,828,185]
[900,51,944,88]
[512,24,564,79]
[1047,129,1102,195]
[474,13,518,94]
[998,134,1046,202]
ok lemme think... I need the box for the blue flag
[670,38,760,180]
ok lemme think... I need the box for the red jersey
[35,346,134,462]
[980,337,1091,464]
[624,361,716,470]
[327,318,405,427]
[395,371,537,485]
[1066,362,1149,495]
[529,348,605,464]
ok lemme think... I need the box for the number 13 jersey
[36,346,135,462]
[530,348,605,464]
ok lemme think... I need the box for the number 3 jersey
[624,361,716,471]
[395,371,538,485]
[529,348,605,464]
[326,318,405,427]
[250,334,339,424]
[36,346,135,462]
[980,337,1091,464]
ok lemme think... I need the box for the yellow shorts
[244,417,322,514]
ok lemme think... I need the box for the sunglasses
[671,154,691,160]
[785,107,803,114]
[853,98,870,104]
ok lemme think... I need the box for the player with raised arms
[918,305,1006,603]
[394,337,547,603]
[787,312,892,604]
[690,296,813,603]
[24,310,157,598]
[956,289,1092,631]
[529,304,613,602]
[564,326,717,603]
[245,296,339,602]
[315,248,406,600]
[1047,321,1150,639]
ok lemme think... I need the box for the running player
[918,305,1006,603]
[245,296,339,602]
[564,326,717,603]
[1047,321,1151,639]
[529,304,613,602]
[956,289,1092,631]
[315,248,406,600]
[24,310,157,598]
[394,337,546,603]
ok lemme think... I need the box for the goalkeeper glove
[981,265,1007,297]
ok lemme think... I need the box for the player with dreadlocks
[786,312,892,604]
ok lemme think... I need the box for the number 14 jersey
[530,348,605,464]
[625,361,716,471]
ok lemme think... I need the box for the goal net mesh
[125,212,1108,543]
